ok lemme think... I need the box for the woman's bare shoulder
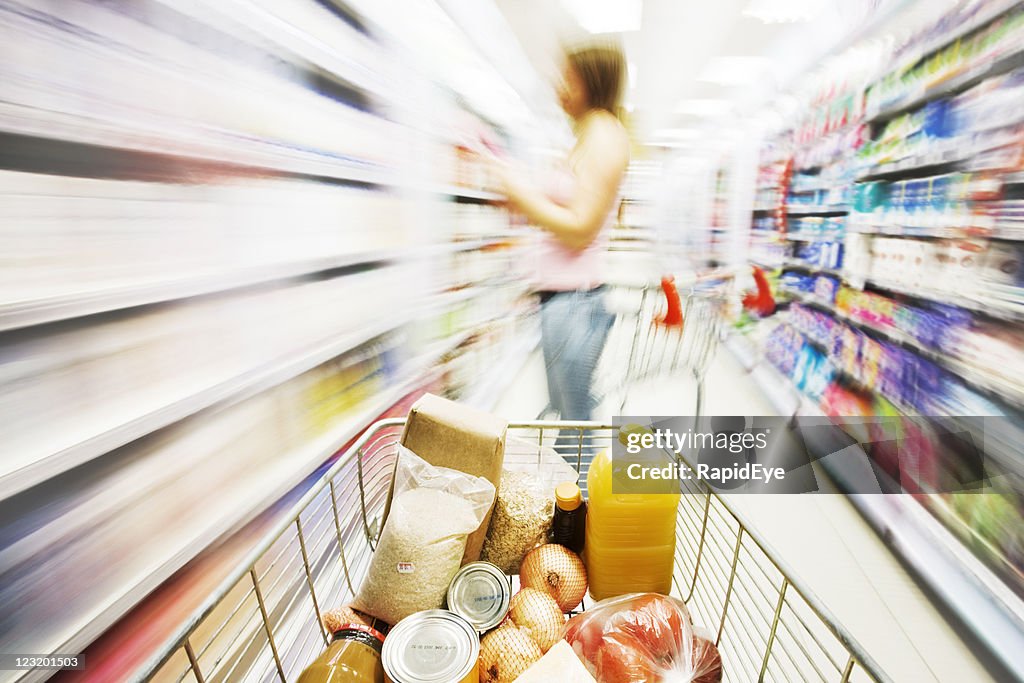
[579,112,629,158]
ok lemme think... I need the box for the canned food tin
[446,561,511,632]
[382,610,479,683]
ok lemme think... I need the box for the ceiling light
[743,0,825,24]
[674,99,733,117]
[561,0,642,34]
[699,56,772,85]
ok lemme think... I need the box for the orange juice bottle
[582,434,680,600]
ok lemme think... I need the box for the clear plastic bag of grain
[352,446,495,625]
[481,438,579,575]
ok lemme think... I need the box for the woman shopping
[489,41,630,431]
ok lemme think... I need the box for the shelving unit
[0,1,545,676]
[739,3,1024,676]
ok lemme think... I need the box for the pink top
[532,164,615,291]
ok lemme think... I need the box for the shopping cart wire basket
[139,419,890,683]
[601,269,735,416]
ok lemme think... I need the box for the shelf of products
[0,0,547,675]
[743,4,1024,673]
[866,4,1024,123]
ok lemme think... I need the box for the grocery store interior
[1,0,1023,681]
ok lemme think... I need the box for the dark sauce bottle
[550,482,587,554]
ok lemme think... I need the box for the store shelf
[723,332,802,417]
[786,205,850,216]
[0,312,419,501]
[868,41,1024,125]
[784,287,1024,415]
[461,329,541,410]
[786,233,844,243]
[27,349,448,670]
[0,125,395,187]
[859,276,1024,324]
[856,147,965,181]
[887,0,1022,86]
[148,0,387,101]
[847,225,967,240]
[783,261,845,278]
[0,248,416,334]
[436,186,505,202]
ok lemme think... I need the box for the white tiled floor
[493,345,998,682]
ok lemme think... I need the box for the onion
[519,544,588,612]
[508,588,565,653]
[479,623,543,683]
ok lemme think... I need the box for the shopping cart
[601,269,736,415]
[140,420,890,683]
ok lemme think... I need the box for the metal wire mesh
[145,420,889,683]
[599,280,731,414]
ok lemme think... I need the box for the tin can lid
[446,562,511,632]
[382,610,480,683]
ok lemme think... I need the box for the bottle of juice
[582,435,680,600]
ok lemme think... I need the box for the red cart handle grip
[657,276,684,328]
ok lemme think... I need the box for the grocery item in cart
[550,481,587,553]
[519,544,588,612]
[583,447,678,600]
[389,393,508,564]
[480,470,555,574]
[447,561,512,632]
[481,442,579,573]
[353,447,496,624]
[512,640,596,682]
[478,622,543,682]
[564,593,723,683]
[507,588,565,653]
[296,623,386,683]
[382,610,480,683]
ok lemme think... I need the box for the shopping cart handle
[655,276,684,328]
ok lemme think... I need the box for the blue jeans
[540,288,615,464]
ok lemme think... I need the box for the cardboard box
[387,393,507,564]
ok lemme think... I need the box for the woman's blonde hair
[566,41,626,117]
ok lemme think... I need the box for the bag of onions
[563,593,723,683]
[519,544,588,612]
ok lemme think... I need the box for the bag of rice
[352,446,495,625]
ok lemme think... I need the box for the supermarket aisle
[494,344,996,682]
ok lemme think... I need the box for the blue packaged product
[923,99,954,139]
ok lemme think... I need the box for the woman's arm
[496,117,629,251]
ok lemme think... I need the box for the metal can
[382,610,479,683]
[446,561,511,632]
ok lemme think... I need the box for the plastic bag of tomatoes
[564,593,723,683]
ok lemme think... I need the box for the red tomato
[595,636,659,683]
[607,594,688,663]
